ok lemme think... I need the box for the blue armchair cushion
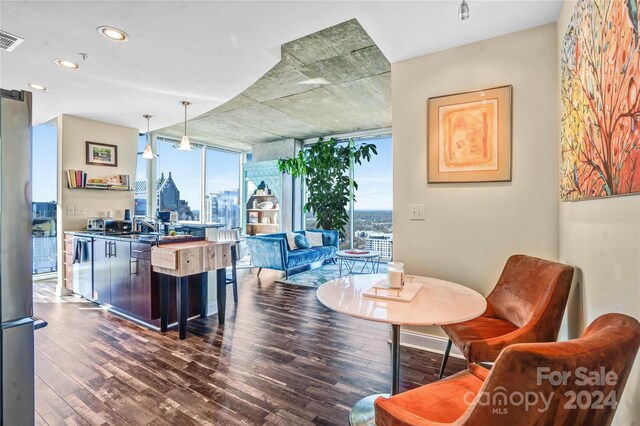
[295,234,312,249]
[287,246,337,269]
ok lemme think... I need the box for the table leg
[346,258,355,274]
[160,275,169,332]
[360,258,368,273]
[177,276,188,340]
[216,268,226,325]
[391,324,401,395]
[339,257,343,276]
[200,272,208,319]
[349,323,401,425]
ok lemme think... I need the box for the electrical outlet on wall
[76,206,86,215]
[409,204,425,220]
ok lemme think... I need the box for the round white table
[335,250,381,276]
[316,274,486,426]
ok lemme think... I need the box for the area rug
[276,261,388,288]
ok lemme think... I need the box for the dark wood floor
[33,269,467,426]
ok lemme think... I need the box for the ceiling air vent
[0,30,24,52]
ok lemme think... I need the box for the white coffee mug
[387,262,405,289]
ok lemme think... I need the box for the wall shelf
[67,187,132,192]
[66,169,131,191]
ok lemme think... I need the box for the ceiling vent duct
[0,30,24,52]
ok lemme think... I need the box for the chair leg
[231,245,238,304]
[438,339,452,379]
[257,267,262,276]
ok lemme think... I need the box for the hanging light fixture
[459,0,470,21]
[141,114,155,159]
[137,114,156,159]
[178,101,192,150]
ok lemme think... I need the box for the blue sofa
[247,230,339,278]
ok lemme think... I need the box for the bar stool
[208,228,240,304]
[227,240,238,303]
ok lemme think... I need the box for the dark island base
[108,272,205,329]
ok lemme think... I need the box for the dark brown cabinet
[130,243,153,319]
[90,237,203,326]
[92,237,130,308]
[110,240,131,311]
[93,238,111,304]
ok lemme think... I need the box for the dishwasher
[72,236,93,299]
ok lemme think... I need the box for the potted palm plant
[278,137,377,241]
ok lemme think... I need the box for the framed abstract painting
[560,0,640,201]
[427,85,512,183]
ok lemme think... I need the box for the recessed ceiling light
[97,26,128,42]
[26,83,48,91]
[55,59,79,70]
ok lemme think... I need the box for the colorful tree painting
[561,0,640,200]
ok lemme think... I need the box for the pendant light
[179,101,192,150]
[141,114,155,159]
[459,0,469,21]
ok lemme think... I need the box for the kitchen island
[63,231,229,329]
[152,240,231,339]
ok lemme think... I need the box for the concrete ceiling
[0,1,562,149]
[155,19,390,151]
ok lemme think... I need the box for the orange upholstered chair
[439,255,574,379]
[375,313,640,426]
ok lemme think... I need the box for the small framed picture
[86,141,118,167]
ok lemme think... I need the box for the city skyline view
[139,136,392,214]
[35,129,392,222]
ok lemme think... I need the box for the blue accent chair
[247,230,339,278]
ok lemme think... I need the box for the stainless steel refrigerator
[0,89,37,424]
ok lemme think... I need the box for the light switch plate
[409,204,425,220]
[66,205,74,215]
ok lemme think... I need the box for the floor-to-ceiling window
[32,123,58,274]
[353,136,393,259]
[136,137,242,225]
[303,134,392,257]
[156,138,202,221]
[205,147,241,228]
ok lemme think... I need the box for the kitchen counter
[172,223,226,237]
[63,231,207,329]
[64,231,204,245]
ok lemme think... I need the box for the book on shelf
[66,169,88,189]
[67,170,130,190]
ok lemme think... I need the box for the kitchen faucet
[133,216,159,233]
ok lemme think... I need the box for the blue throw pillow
[295,234,312,249]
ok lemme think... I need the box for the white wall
[56,114,138,292]
[557,2,640,424]
[392,24,560,337]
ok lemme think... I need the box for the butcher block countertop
[151,240,232,277]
